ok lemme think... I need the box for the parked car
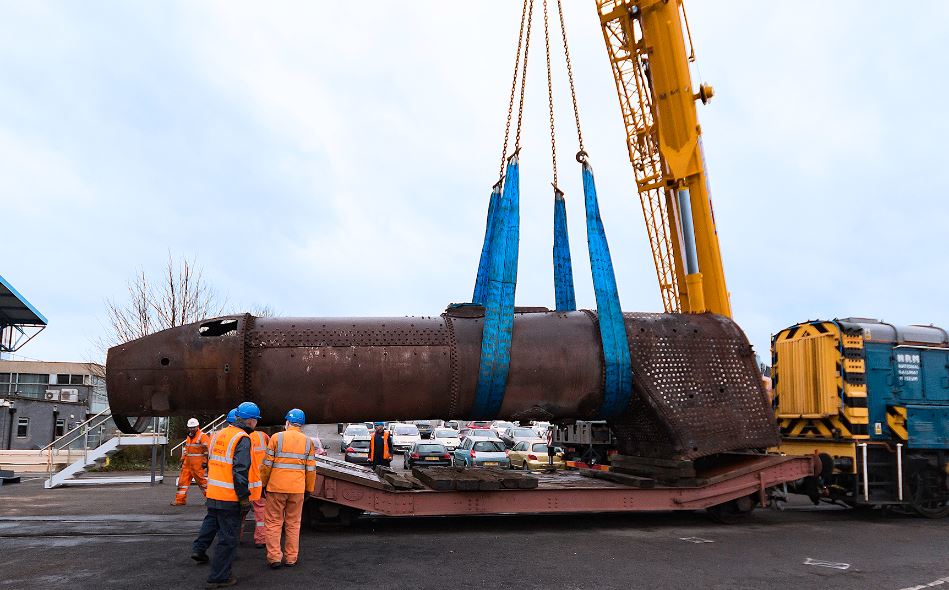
[432,428,461,451]
[403,441,452,470]
[500,426,542,449]
[344,437,371,465]
[452,438,510,468]
[310,434,328,456]
[492,420,515,433]
[302,425,328,456]
[341,423,371,451]
[414,420,436,439]
[508,440,564,470]
[531,422,553,438]
[391,423,422,452]
[459,427,497,441]
[466,421,493,430]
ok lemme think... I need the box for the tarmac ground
[1,425,947,590]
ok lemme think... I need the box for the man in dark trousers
[191,401,263,589]
[367,421,393,468]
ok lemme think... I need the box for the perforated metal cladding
[247,318,449,348]
[612,313,779,460]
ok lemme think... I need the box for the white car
[492,420,515,433]
[390,423,422,452]
[340,423,371,451]
[432,427,461,451]
[531,421,553,437]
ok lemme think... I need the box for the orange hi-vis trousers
[173,458,207,505]
[264,492,305,565]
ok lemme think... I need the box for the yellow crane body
[596,0,731,318]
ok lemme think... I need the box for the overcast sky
[3,1,949,364]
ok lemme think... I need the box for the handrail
[41,407,113,452]
[169,414,227,455]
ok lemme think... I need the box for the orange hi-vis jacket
[369,430,392,461]
[259,427,316,494]
[207,425,262,502]
[249,430,270,470]
[182,429,211,464]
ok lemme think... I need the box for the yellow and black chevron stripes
[778,416,866,439]
[886,406,908,442]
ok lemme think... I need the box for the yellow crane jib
[596,0,730,318]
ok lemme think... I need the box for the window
[55,419,66,437]
[15,373,50,399]
[473,440,504,452]
[70,375,84,385]
[513,442,525,451]
[16,418,29,438]
[56,374,70,385]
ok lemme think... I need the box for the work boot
[205,576,237,589]
[191,551,210,564]
[170,501,185,506]
[282,560,296,568]
[268,561,282,570]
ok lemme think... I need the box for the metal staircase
[43,409,168,489]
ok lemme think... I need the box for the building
[0,360,106,450]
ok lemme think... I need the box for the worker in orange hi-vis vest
[171,418,210,506]
[259,408,316,569]
[242,427,271,548]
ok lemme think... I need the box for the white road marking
[803,558,850,570]
[679,537,713,543]
[897,575,949,590]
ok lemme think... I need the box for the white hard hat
[187,418,200,428]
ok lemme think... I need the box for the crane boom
[596,0,731,318]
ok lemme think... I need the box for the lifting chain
[498,0,532,184]
[543,0,558,189]
[513,0,535,155]
[555,0,586,160]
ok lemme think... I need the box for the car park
[432,428,461,451]
[500,426,542,448]
[414,420,435,439]
[341,423,371,451]
[391,423,422,452]
[508,440,564,470]
[403,441,452,469]
[344,438,371,465]
[452,438,510,468]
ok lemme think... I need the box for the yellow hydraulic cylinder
[597,0,731,317]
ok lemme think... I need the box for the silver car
[452,438,510,468]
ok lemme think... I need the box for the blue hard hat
[235,401,262,420]
[373,421,384,427]
[226,409,237,424]
[285,408,305,425]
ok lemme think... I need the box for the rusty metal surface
[612,313,779,460]
[107,309,777,460]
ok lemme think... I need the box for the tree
[101,254,225,351]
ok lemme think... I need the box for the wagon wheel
[907,467,949,519]
[707,494,757,524]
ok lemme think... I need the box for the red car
[466,421,493,430]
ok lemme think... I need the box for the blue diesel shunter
[772,318,949,517]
